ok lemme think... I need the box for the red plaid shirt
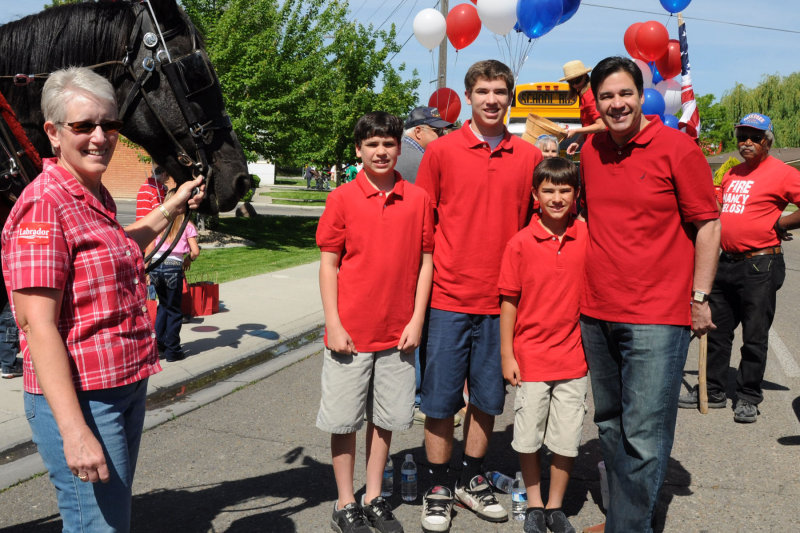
[2,158,161,393]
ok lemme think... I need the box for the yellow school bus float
[507,82,582,153]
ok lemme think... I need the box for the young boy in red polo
[499,157,588,533]
[316,111,434,533]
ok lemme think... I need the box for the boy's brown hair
[533,157,580,189]
[464,60,514,95]
[353,111,403,147]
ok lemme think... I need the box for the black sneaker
[362,495,403,533]
[678,386,726,409]
[1,362,23,379]
[524,507,546,533]
[545,508,576,533]
[421,485,453,533]
[733,399,759,423]
[331,502,372,533]
[454,474,508,522]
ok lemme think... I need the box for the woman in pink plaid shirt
[1,67,204,532]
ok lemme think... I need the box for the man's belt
[721,246,782,261]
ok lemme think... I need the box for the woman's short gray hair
[41,67,117,125]
[534,134,559,151]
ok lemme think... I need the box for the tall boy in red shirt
[316,112,434,533]
[415,59,542,532]
[499,157,588,533]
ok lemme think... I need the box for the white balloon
[476,0,518,36]
[413,8,447,51]
[656,79,682,115]
[634,59,653,89]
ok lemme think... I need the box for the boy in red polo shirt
[316,111,434,533]
[499,157,588,533]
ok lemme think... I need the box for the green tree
[181,0,419,168]
[44,0,82,7]
[694,93,734,154]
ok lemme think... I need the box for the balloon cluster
[413,0,583,121]
[623,0,693,129]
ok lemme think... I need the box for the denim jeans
[580,316,690,533]
[25,380,148,533]
[149,261,185,360]
[0,301,19,372]
[707,253,785,405]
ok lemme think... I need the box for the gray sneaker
[733,399,759,423]
[454,474,508,522]
[421,485,453,533]
[331,502,372,533]
[545,509,576,533]
[678,386,726,409]
[362,495,403,533]
[524,508,546,533]
[1,362,23,379]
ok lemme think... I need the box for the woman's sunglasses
[58,120,124,134]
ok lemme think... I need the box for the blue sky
[2,1,799,122]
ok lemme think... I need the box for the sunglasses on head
[735,131,765,143]
[59,120,124,134]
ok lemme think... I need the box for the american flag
[677,18,700,139]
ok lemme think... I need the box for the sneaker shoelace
[369,497,396,520]
[342,504,368,525]
[424,496,451,519]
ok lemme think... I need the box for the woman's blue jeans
[25,380,148,533]
[149,261,185,360]
[580,316,690,533]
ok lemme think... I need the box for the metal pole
[438,0,448,89]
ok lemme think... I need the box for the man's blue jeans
[25,380,148,533]
[0,301,19,373]
[150,261,185,360]
[580,316,690,533]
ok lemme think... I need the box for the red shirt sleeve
[316,190,346,254]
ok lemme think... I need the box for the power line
[583,2,800,35]
[376,0,411,32]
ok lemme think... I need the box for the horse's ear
[147,0,182,21]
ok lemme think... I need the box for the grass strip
[190,215,320,283]
[265,190,330,200]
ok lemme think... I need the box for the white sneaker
[421,485,453,533]
[454,474,508,522]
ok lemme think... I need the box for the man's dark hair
[590,56,643,98]
[353,111,403,147]
[533,157,580,190]
[465,59,514,94]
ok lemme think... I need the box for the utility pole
[438,0,447,89]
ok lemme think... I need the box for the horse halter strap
[119,1,232,180]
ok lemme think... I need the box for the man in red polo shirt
[578,56,720,532]
[680,113,800,423]
[415,59,542,532]
[135,166,168,221]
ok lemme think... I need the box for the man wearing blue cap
[395,107,452,184]
[680,113,800,422]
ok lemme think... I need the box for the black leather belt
[721,246,782,261]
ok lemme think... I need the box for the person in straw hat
[560,60,606,155]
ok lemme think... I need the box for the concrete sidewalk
[0,260,325,488]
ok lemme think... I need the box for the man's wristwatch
[692,290,709,303]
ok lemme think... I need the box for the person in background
[135,165,168,221]
[344,163,358,183]
[500,157,588,533]
[395,106,452,184]
[1,66,204,532]
[578,56,719,532]
[304,164,318,189]
[679,113,800,423]
[0,287,21,379]
[149,190,201,363]
[534,134,560,159]
[560,60,606,155]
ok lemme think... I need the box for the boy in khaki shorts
[316,111,434,533]
[498,157,588,533]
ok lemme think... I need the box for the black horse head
[0,0,250,213]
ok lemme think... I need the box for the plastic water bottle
[511,471,527,521]
[381,456,394,498]
[485,470,514,493]
[400,453,418,502]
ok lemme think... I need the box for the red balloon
[655,39,682,79]
[446,4,481,50]
[635,20,669,62]
[468,0,477,3]
[428,88,462,124]
[624,22,643,60]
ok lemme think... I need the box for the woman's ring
[78,473,89,481]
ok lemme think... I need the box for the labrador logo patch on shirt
[17,223,52,245]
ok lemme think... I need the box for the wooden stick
[698,334,708,414]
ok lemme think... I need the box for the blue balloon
[558,0,581,25]
[514,21,521,33]
[517,0,563,39]
[659,0,692,14]
[650,62,663,85]
[663,114,680,129]
[642,88,666,117]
